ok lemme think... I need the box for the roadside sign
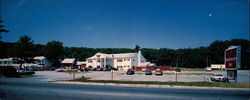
[225,46,241,82]
[225,46,241,70]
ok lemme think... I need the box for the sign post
[175,68,181,82]
[111,70,113,81]
[225,46,241,82]
[175,72,177,82]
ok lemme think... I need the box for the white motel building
[86,51,154,70]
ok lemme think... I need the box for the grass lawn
[165,72,211,75]
[19,75,35,78]
[67,77,249,88]
[0,74,35,78]
[170,67,205,71]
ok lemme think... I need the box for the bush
[111,67,118,71]
[0,66,18,77]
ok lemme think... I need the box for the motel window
[124,59,130,61]
[88,60,92,63]
[117,59,123,62]
[117,66,122,68]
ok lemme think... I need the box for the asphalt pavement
[0,79,249,100]
[0,71,249,100]
[83,70,250,82]
[3,70,248,82]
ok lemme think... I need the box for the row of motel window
[0,61,11,64]
[88,58,133,63]
[117,66,131,68]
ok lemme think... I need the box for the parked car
[142,68,147,72]
[205,67,212,71]
[45,67,56,71]
[23,67,45,71]
[126,69,135,75]
[145,70,152,75]
[17,71,35,75]
[210,74,229,82]
[92,68,97,71]
[175,68,181,72]
[55,68,67,72]
[155,70,163,75]
[101,68,109,71]
[96,68,101,71]
[71,68,79,72]
[80,67,89,72]
[156,68,161,71]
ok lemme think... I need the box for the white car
[55,68,67,72]
[156,68,161,71]
[141,68,147,72]
[206,67,211,71]
[210,74,228,82]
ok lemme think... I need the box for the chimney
[138,50,141,66]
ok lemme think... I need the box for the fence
[133,66,170,71]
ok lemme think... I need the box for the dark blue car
[126,69,135,75]
[145,70,152,75]
[17,71,35,75]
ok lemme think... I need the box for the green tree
[208,40,231,64]
[156,48,176,66]
[0,20,10,40]
[134,45,140,52]
[45,41,64,67]
[15,35,35,68]
[141,48,158,64]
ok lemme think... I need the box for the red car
[155,70,163,75]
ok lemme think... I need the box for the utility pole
[176,56,179,67]
[206,57,208,67]
[73,71,75,80]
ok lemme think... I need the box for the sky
[1,0,249,49]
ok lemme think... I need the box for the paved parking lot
[2,70,248,83]
[82,70,250,82]
[82,71,208,82]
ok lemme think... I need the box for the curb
[51,81,250,91]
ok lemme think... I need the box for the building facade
[0,58,18,67]
[86,51,153,70]
[33,56,52,67]
[0,56,52,67]
[61,58,77,68]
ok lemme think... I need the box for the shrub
[0,66,18,77]
[111,67,118,71]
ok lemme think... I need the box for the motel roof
[61,58,76,64]
[88,52,137,59]
[33,56,45,60]
[77,61,86,65]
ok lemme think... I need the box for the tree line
[0,35,249,69]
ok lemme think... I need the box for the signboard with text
[225,46,241,70]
